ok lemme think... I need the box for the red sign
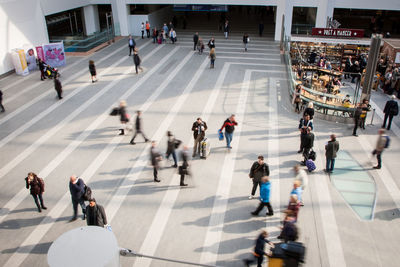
[312,28,364,38]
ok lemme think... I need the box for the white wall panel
[41,0,89,15]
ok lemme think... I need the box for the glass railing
[51,28,115,52]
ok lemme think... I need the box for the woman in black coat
[54,74,62,99]
[88,60,97,83]
[25,172,47,212]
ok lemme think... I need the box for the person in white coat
[294,165,308,206]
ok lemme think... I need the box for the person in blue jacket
[291,180,303,203]
[251,176,273,216]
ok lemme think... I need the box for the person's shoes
[119,129,124,135]
[69,217,77,222]
[38,207,42,213]
[251,212,258,216]
[59,97,63,100]
[277,235,283,239]
[373,166,381,169]
[41,206,47,210]
[192,154,196,158]
[297,150,302,153]
[248,195,254,200]
[130,141,136,145]
[266,213,274,216]
[172,164,178,168]
[352,134,358,137]
[300,202,304,206]
[1,110,4,113]
[82,214,86,220]
[227,146,232,149]
[180,183,188,186]
[154,179,161,182]
[242,259,250,267]
[387,128,391,130]
[145,139,150,143]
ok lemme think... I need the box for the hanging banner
[43,42,66,67]
[26,48,37,71]
[312,28,364,38]
[36,46,45,61]
[11,49,29,76]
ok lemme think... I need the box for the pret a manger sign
[312,28,364,38]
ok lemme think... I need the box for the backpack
[384,136,390,148]
[391,103,399,116]
[308,150,316,161]
[306,159,316,172]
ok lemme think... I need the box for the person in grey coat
[248,155,270,199]
[325,134,339,173]
[86,198,107,227]
[150,141,162,182]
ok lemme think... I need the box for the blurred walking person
[179,146,190,186]
[118,100,130,135]
[25,172,47,212]
[88,60,97,83]
[193,32,199,51]
[243,33,249,52]
[150,141,162,182]
[130,110,149,144]
[243,230,274,267]
[209,48,216,69]
[166,131,179,168]
[54,74,63,100]
[0,90,5,112]
[373,128,389,169]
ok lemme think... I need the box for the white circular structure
[47,226,120,267]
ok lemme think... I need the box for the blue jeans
[326,158,335,172]
[225,132,233,148]
[166,150,177,166]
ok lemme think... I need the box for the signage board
[312,28,364,38]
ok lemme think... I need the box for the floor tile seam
[337,189,376,195]
[1,47,186,267]
[332,177,376,184]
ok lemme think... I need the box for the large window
[291,7,317,35]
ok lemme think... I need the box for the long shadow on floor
[2,241,52,254]
[0,216,46,230]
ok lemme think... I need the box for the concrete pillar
[274,0,293,41]
[316,0,335,28]
[83,5,100,35]
[110,0,129,36]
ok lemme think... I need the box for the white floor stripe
[178,41,278,47]
[313,135,347,267]
[3,47,184,267]
[4,56,89,104]
[0,39,149,128]
[266,77,281,240]
[0,42,157,178]
[0,46,177,226]
[132,58,210,267]
[199,69,251,266]
[215,51,280,56]
[218,56,280,62]
[1,75,32,92]
[358,135,400,212]
[180,45,279,51]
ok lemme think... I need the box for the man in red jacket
[220,114,238,149]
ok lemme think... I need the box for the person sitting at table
[326,81,334,94]
[342,95,351,106]
[325,61,332,70]
[332,77,342,87]
[318,58,326,68]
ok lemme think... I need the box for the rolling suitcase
[200,138,210,159]
[305,159,316,172]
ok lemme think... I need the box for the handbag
[83,185,92,201]
[295,96,301,103]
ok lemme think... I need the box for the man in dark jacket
[54,74,62,100]
[243,230,274,267]
[193,32,199,51]
[248,155,270,199]
[166,131,179,168]
[207,37,215,49]
[298,114,313,153]
[0,90,5,112]
[86,198,107,227]
[128,35,136,56]
[382,95,399,130]
[69,175,86,221]
[220,114,238,149]
[150,141,162,182]
[351,61,361,83]
[302,128,314,164]
[130,110,149,144]
[325,134,339,173]
[192,117,208,157]
[133,49,143,74]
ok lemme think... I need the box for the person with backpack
[248,155,270,199]
[69,175,86,221]
[382,95,399,130]
[373,128,389,169]
[220,114,238,149]
[86,198,107,227]
[133,49,143,74]
[25,172,47,212]
[325,134,340,173]
[251,176,273,216]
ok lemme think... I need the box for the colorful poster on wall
[36,46,45,61]
[26,48,37,71]
[11,49,29,76]
[43,42,66,67]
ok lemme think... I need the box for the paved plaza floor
[0,33,400,267]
